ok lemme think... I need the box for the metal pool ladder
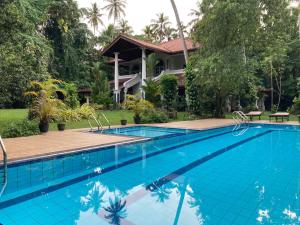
[88,112,111,132]
[232,111,249,134]
[0,136,7,197]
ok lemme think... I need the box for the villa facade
[101,34,199,102]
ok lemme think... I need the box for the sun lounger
[245,111,263,121]
[269,112,290,122]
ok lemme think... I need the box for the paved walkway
[3,118,299,162]
[3,130,138,162]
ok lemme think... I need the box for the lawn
[0,109,190,134]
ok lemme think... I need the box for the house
[101,34,199,103]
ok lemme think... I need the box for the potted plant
[123,95,154,124]
[55,109,79,131]
[24,79,66,133]
[120,110,127,126]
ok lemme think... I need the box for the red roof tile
[158,39,198,53]
[101,34,199,57]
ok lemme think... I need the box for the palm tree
[170,0,188,63]
[117,19,133,35]
[103,0,127,24]
[85,3,104,35]
[98,24,118,47]
[165,26,177,41]
[188,1,202,29]
[151,13,171,42]
[143,25,155,42]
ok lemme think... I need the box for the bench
[269,112,290,122]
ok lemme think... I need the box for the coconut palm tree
[170,0,188,63]
[188,1,202,29]
[103,0,127,24]
[151,13,171,42]
[98,24,118,47]
[143,25,155,42]
[85,3,104,35]
[117,19,133,35]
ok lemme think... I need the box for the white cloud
[76,0,198,34]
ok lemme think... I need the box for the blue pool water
[1,124,300,224]
[103,126,193,138]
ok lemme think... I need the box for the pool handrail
[0,136,7,197]
[101,112,111,129]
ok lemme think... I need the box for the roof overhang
[101,35,169,61]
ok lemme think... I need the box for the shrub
[160,74,178,111]
[141,109,169,123]
[185,63,202,115]
[2,120,40,138]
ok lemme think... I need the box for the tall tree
[170,0,188,63]
[84,3,104,35]
[151,13,171,42]
[142,25,155,42]
[117,19,133,35]
[98,24,118,47]
[103,0,127,24]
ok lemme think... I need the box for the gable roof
[101,34,199,60]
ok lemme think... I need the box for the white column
[114,52,120,103]
[141,48,147,98]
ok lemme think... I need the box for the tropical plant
[84,3,104,35]
[151,13,171,42]
[188,1,202,29]
[142,79,160,106]
[103,0,127,24]
[160,74,178,111]
[98,24,118,47]
[91,62,112,107]
[1,120,40,138]
[123,94,154,123]
[117,19,133,35]
[25,79,66,132]
[146,53,159,78]
[143,25,155,42]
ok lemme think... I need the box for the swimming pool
[0,124,300,224]
[103,126,194,138]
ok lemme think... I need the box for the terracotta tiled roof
[158,39,198,53]
[101,34,199,57]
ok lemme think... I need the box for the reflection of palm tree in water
[148,180,176,203]
[104,195,127,225]
[81,182,106,214]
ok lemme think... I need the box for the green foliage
[142,79,161,107]
[185,63,202,115]
[0,1,52,108]
[44,0,97,86]
[123,95,154,117]
[25,79,65,123]
[91,62,112,107]
[2,120,40,138]
[160,74,178,111]
[60,82,80,108]
[141,109,169,123]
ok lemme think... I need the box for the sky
[76,0,198,34]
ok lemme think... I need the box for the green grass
[0,109,190,134]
